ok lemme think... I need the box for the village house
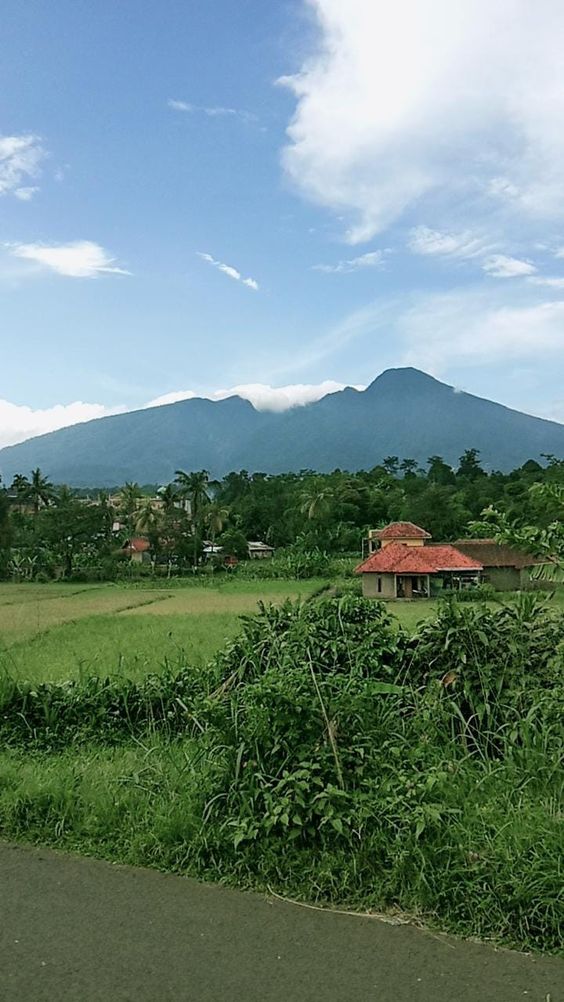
[356,522,482,599]
[452,539,544,591]
[364,521,431,556]
[120,537,151,564]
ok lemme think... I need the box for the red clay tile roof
[375,522,432,540]
[453,539,541,569]
[355,542,482,575]
[123,536,151,553]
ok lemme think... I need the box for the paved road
[1,842,562,1001]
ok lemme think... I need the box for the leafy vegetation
[0,593,561,953]
[2,450,564,582]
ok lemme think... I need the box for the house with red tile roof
[357,522,482,598]
[365,521,431,556]
[121,536,151,564]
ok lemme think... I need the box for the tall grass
[0,593,562,954]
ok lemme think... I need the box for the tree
[204,501,230,547]
[473,484,564,581]
[407,484,470,541]
[382,456,399,476]
[10,473,30,501]
[457,449,485,480]
[135,497,160,536]
[20,468,56,515]
[157,483,179,513]
[427,455,456,485]
[118,482,143,539]
[0,481,12,576]
[400,458,419,479]
[218,527,248,561]
[299,486,334,521]
[37,486,111,577]
[174,469,211,568]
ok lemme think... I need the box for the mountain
[2,368,564,485]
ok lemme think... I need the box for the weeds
[0,593,562,954]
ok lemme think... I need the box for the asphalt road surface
[1,842,562,1001]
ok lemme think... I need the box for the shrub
[1,594,562,951]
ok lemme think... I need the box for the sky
[2,0,564,448]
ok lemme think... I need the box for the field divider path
[1,842,562,1002]
[0,588,176,648]
[0,586,103,608]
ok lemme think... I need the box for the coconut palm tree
[300,486,335,522]
[157,482,179,514]
[25,468,56,515]
[174,469,211,568]
[134,497,160,536]
[117,482,143,540]
[10,473,30,499]
[204,501,230,547]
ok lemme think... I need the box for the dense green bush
[0,594,562,952]
[235,548,357,580]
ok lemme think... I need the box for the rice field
[2,580,562,684]
[0,580,326,682]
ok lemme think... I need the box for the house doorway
[396,575,429,599]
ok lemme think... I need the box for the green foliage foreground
[0,595,562,953]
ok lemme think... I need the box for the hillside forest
[1,449,563,581]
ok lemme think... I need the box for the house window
[377,577,382,593]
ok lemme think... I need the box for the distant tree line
[1,450,563,581]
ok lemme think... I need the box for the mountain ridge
[1,368,563,485]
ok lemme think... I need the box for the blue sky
[2,0,564,447]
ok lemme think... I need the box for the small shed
[247,541,275,560]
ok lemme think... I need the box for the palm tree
[300,486,334,521]
[27,468,56,515]
[134,497,160,536]
[204,501,230,547]
[117,482,143,539]
[174,469,211,568]
[157,482,179,514]
[11,473,30,498]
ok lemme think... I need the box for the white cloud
[0,134,45,197]
[9,240,131,278]
[408,226,491,260]
[168,99,194,112]
[486,177,520,200]
[0,381,367,451]
[145,380,365,412]
[482,255,537,278]
[168,98,256,123]
[14,186,39,202]
[197,251,259,290]
[398,290,564,374]
[0,400,126,450]
[281,1,564,242]
[313,250,386,273]
[528,275,564,289]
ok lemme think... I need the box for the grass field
[0,580,562,955]
[1,580,562,683]
[0,580,328,681]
